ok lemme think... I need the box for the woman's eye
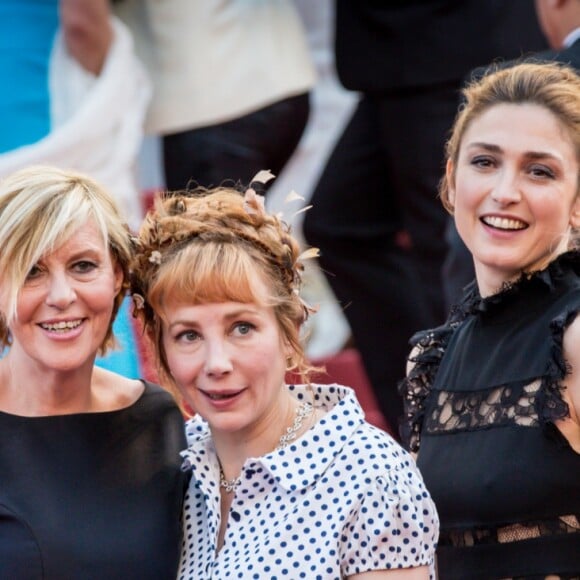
[73,260,98,273]
[233,322,255,336]
[529,164,555,179]
[176,330,199,343]
[471,156,494,168]
[25,265,43,280]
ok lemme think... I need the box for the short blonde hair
[131,186,318,396]
[441,61,580,246]
[0,165,133,353]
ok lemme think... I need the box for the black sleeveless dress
[0,381,188,580]
[401,251,580,579]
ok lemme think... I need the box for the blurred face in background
[534,0,568,49]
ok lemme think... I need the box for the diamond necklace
[219,401,314,493]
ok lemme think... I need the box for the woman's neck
[0,352,140,417]
[212,390,299,480]
[0,360,94,417]
[475,251,566,298]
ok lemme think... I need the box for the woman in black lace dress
[400,61,580,578]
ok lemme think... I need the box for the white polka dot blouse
[178,384,439,579]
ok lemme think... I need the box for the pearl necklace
[219,401,314,494]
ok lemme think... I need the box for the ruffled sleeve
[339,461,439,577]
[399,324,455,452]
[536,309,578,434]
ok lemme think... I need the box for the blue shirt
[0,0,58,152]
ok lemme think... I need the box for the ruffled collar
[450,251,580,322]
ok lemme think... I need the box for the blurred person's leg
[379,83,457,326]
[162,93,310,191]
[303,96,431,435]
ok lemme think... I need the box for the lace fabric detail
[398,325,455,451]
[399,252,580,451]
[455,251,580,318]
[424,380,541,434]
[439,514,580,547]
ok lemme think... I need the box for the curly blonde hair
[131,186,319,396]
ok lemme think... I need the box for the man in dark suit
[302,0,547,435]
[443,0,580,310]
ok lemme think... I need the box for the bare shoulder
[558,314,580,452]
[92,366,145,412]
[563,314,580,361]
[563,314,580,401]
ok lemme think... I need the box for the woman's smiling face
[448,102,580,295]
[4,219,122,372]
[160,274,292,440]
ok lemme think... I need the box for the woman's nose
[203,340,233,377]
[490,170,522,205]
[45,273,76,309]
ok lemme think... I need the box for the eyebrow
[466,142,561,162]
[37,245,103,264]
[467,142,502,153]
[68,247,103,258]
[167,306,261,330]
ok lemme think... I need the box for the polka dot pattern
[178,384,439,579]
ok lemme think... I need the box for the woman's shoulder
[349,420,423,469]
[93,368,181,415]
[397,322,455,452]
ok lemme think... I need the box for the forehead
[462,103,576,157]
[164,299,272,322]
[160,287,283,339]
[44,219,108,260]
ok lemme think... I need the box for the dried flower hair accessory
[148,250,162,265]
[243,187,266,217]
[251,169,276,185]
[297,247,320,262]
[243,170,275,217]
[285,190,304,203]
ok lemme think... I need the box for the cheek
[260,344,288,380]
[164,343,202,386]
[453,175,473,204]
[13,289,41,322]
[452,176,483,220]
[530,195,568,228]
[91,276,122,313]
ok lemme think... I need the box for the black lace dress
[400,251,580,580]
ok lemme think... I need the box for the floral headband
[131,170,319,317]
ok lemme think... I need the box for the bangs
[150,242,270,313]
[0,191,109,323]
[12,189,107,275]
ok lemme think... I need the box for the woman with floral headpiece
[131,174,439,579]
